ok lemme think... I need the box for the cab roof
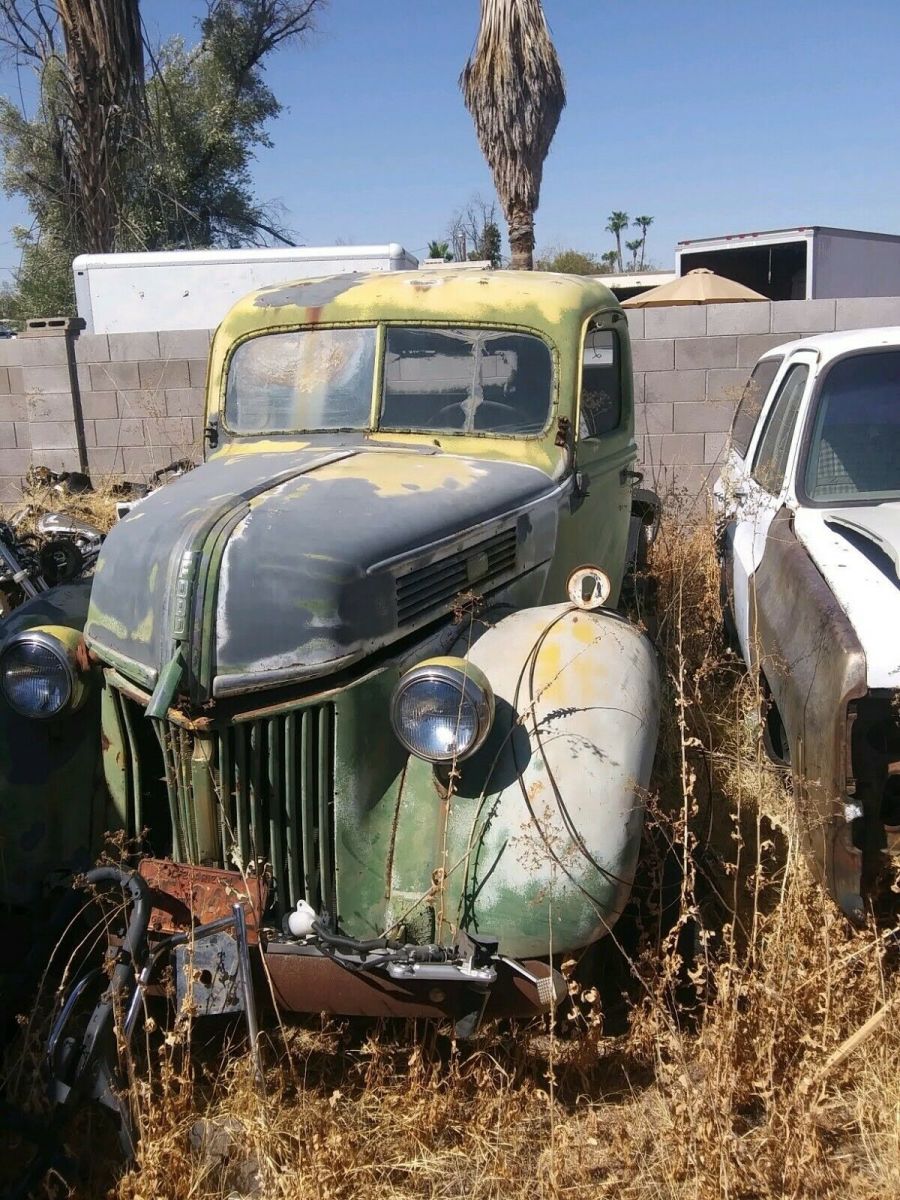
[759,326,900,364]
[215,269,621,345]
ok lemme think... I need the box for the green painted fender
[382,603,660,958]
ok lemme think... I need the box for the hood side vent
[396,528,517,625]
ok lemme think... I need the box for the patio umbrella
[621,267,767,307]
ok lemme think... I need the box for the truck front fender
[386,603,660,957]
[751,507,867,918]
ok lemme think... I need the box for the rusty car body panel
[1,269,660,1022]
[751,507,868,914]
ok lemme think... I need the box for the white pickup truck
[715,327,900,921]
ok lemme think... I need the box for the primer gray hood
[85,444,560,697]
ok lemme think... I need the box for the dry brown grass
[9,475,122,536]
[8,499,900,1199]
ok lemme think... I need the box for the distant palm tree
[626,238,643,271]
[606,211,629,272]
[599,250,619,273]
[460,0,565,270]
[634,215,654,269]
[428,240,452,261]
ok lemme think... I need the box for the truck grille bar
[115,687,335,920]
[395,527,517,625]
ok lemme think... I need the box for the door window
[731,357,782,457]
[579,329,621,438]
[750,363,809,495]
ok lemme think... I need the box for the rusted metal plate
[138,858,268,942]
[262,948,558,1019]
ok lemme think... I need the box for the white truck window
[731,357,782,458]
[750,363,809,495]
[804,349,900,502]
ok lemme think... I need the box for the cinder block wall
[0,329,210,501]
[626,294,900,499]
[2,294,900,504]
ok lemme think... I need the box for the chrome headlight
[391,658,494,763]
[0,631,84,719]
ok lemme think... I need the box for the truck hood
[85,444,562,697]
[793,502,900,690]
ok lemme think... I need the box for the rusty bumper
[260,943,562,1020]
[137,858,563,1020]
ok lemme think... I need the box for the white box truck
[675,226,900,301]
[73,244,419,334]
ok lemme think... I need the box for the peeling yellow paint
[311,452,489,498]
[215,438,312,458]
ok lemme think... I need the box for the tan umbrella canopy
[621,267,767,307]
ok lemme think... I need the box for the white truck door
[732,358,813,666]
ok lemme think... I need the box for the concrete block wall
[0,329,211,500]
[2,293,900,504]
[626,294,900,499]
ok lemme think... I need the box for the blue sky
[1,0,899,278]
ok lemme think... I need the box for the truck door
[731,356,814,665]
[545,322,635,603]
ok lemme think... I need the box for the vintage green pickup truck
[0,269,659,1034]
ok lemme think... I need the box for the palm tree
[460,0,565,270]
[599,250,619,273]
[634,215,654,269]
[606,211,629,272]
[428,240,452,261]
[626,238,643,271]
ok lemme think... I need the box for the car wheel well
[759,672,791,767]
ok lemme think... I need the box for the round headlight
[391,659,494,763]
[0,633,77,718]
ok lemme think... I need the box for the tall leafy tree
[626,238,643,271]
[605,211,629,272]
[460,0,565,270]
[0,0,325,319]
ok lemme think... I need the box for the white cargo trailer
[675,227,900,301]
[73,244,419,334]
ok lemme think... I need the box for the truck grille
[111,686,335,919]
[395,528,517,625]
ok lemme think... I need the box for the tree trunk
[58,0,144,253]
[507,204,534,270]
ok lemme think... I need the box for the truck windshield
[224,325,553,435]
[804,350,900,503]
[225,327,377,433]
[380,327,552,434]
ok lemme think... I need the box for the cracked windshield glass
[380,327,552,434]
[225,326,377,432]
[225,326,553,435]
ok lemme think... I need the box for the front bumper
[138,858,566,1028]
